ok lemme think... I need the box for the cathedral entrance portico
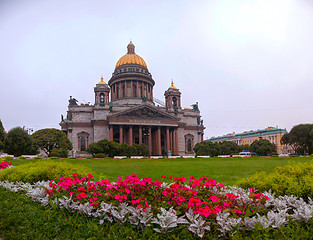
[108,123,178,156]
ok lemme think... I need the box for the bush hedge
[48,148,68,158]
[94,153,106,158]
[1,156,14,161]
[0,161,95,183]
[237,161,313,200]
[87,139,150,157]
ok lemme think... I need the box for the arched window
[116,86,119,98]
[122,84,125,97]
[187,139,192,152]
[100,93,105,104]
[172,97,177,107]
[81,137,86,151]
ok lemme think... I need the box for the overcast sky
[1,0,313,139]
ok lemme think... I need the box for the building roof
[98,76,106,84]
[168,80,177,89]
[115,41,148,69]
[208,127,287,142]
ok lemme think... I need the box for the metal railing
[153,97,165,107]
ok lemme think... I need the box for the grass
[2,156,313,239]
[7,156,313,186]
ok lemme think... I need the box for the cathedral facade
[60,42,205,156]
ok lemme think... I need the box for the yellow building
[209,127,288,154]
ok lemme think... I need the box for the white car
[233,152,251,157]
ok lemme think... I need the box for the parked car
[233,151,251,157]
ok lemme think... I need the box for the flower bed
[1,174,313,238]
[0,161,13,171]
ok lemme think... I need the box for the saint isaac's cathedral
[60,42,205,156]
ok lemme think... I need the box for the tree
[32,128,72,155]
[281,124,313,155]
[4,127,35,157]
[0,119,5,151]
[87,139,120,157]
[249,139,276,156]
[131,143,150,156]
[86,142,103,155]
[218,141,239,155]
[193,141,221,156]
[87,140,150,157]
[239,144,250,152]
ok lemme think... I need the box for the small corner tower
[94,77,110,106]
[164,80,181,112]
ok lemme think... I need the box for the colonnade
[110,80,153,101]
[109,125,178,155]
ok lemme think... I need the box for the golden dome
[115,41,147,69]
[169,80,177,89]
[98,76,106,84]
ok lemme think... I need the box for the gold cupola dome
[115,41,148,69]
[168,80,177,89]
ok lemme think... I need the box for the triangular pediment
[109,104,179,121]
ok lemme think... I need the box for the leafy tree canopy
[239,144,250,152]
[281,124,313,155]
[249,139,276,156]
[193,141,221,156]
[4,127,36,157]
[218,141,240,155]
[87,139,150,157]
[0,119,5,150]
[32,128,72,155]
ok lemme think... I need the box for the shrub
[270,153,279,157]
[94,153,105,158]
[237,161,313,200]
[31,157,44,160]
[130,143,150,156]
[0,161,94,183]
[67,157,78,160]
[48,149,59,157]
[16,156,27,160]
[48,148,68,158]
[1,156,14,161]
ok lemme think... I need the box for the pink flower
[209,195,219,203]
[226,193,239,200]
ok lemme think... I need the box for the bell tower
[94,77,110,106]
[164,81,181,113]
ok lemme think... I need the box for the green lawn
[9,156,312,186]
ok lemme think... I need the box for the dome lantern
[127,41,135,54]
